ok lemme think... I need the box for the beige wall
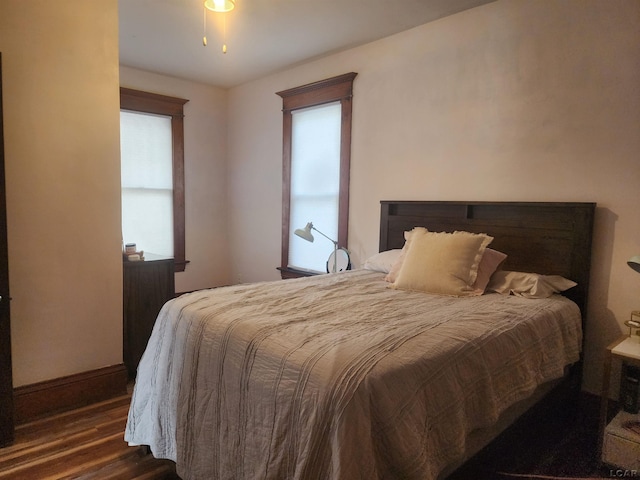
[227,0,640,394]
[0,0,122,386]
[119,66,230,293]
[1,0,637,396]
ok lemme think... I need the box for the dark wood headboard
[379,201,596,318]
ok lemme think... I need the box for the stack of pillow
[363,227,576,298]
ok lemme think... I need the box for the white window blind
[288,101,341,272]
[120,110,174,257]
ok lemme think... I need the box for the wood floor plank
[0,426,114,469]
[0,432,125,478]
[75,451,178,480]
[14,396,131,442]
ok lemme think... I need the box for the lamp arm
[311,226,338,246]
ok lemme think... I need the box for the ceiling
[119,0,495,89]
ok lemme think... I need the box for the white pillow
[487,271,577,298]
[391,230,493,297]
[363,249,403,273]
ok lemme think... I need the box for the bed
[125,200,595,480]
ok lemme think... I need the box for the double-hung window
[120,88,188,271]
[276,73,357,276]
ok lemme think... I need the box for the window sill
[276,266,321,280]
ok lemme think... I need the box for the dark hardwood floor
[0,389,621,479]
[0,392,178,479]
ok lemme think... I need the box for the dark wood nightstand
[123,256,175,379]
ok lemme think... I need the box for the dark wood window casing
[276,72,357,278]
[120,87,188,272]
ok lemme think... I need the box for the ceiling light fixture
[202,0,235,54]
[204,0,235,13]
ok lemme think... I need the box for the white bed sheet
[125,270,582,480]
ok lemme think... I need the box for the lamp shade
[628,255,640,274]
[294,223,314,242]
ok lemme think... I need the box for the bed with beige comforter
[125,269,582,480]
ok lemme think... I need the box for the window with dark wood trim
[120,87,188,272]
[276,73,357,278]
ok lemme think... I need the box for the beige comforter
[125,270,582,480]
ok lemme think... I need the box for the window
[120,88,188,272]
[276,73,357,276]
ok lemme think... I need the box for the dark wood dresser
[123,256,175,378]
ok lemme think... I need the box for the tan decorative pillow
[384,227,428,283]
[391,230,493,296]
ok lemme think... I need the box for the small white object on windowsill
[124,250,145,261]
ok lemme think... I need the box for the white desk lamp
[294,222,350,273]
